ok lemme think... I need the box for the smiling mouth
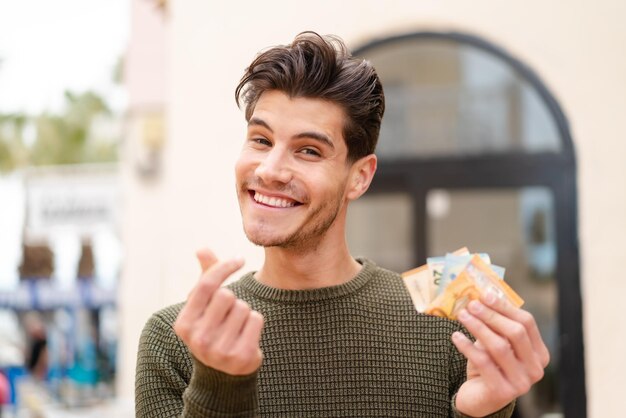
[252,191,301,208]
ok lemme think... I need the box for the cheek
[309,173,347,201]
[235,154,253,180]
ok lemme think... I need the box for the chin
[246,235,291,249]
[243,225,290,248]
[244,229,321,252]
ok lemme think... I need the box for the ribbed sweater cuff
[451,393,515,418]
[182,358,259,417]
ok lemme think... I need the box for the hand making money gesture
[452,292,550,417]
[173,249,264,376]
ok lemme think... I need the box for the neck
[256,235,361,290]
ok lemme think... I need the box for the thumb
[196,248,218,272]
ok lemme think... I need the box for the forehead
[249,91,346,141]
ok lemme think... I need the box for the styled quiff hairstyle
[235,32,385,163]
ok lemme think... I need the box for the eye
[299,147,321,157]
[251,137,272,147]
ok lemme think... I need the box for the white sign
[25,164,119,238]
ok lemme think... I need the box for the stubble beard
[239,180,345,253]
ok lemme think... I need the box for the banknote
[427,247,469,301]
[438,253,506,295]
[401,265,430,312]
[402,248,522,320]
[425,255,524,319]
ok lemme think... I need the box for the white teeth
[254,192,296,208]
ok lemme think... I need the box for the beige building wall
[117,0,170,400]
[120,1,626,416]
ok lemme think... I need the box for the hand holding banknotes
[402,249,550,416]
[173,249,264,376]
[452,293,550,417]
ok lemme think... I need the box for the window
[348,32,584,418]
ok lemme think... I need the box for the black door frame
[355,31,585,418]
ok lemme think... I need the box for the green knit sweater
[135,259,514,417]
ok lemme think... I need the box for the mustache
[241,177,306,202]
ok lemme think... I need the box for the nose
[254,146,293,184]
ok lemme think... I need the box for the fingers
[452,290,551,416]
[238,310,264,348]
[196,248,218,272]
[194,288,238,337]
[234,311,265,371]
[453,332,519,417]
[213,299,252,348]
[457,309,531,392]
[481,293,551,368]
[208,308,264,375]
[183,298,264,375]
[466,300,536,368]
[174,252,264,376]
[452,331,513,394]
[175,258,244,337]
[456,296,549,393]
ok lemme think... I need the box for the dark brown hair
[235,32,385,163]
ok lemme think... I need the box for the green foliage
[0,90,119,173]
[0,113,29,171]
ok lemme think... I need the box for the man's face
[235,90,354,250]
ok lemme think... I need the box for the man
[135,32,549,417]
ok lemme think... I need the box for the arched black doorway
[348,31,585,418]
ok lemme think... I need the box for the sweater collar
[238,258,376,303]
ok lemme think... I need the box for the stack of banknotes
[401,247,524,320]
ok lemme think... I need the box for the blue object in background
[2,366,27,405]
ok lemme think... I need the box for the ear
[346,154,377,201]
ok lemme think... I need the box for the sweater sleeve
[135,309,260,417]
[448,324,515,418]
[182,358,259,417]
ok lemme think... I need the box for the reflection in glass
[360,39,561,158]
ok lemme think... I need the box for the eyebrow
[248,117,335,150]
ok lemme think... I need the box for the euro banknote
[402,248,523,320]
